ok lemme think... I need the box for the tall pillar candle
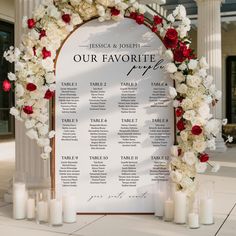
[154,190,165,217]
[27,198,35,220]
[164,198,174,221]
[50,199,63,226]
[63,195,77,223]
[174,191,187,224]
[200,198,213,225]
[13,183,27,219]
[37,200,48,223]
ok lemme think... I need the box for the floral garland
[3,0,227,195]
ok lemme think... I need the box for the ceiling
[162,0,236,16]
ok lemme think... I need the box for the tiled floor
[0,141,235,236]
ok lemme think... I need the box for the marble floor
[0,140,235,236]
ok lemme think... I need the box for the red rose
[152,25,157,33]
[136,14,144,25]
[2,80,11,92]
[27,19,36,29]
[23,106,33,115]
[111,7,120,16]
[39,29,46,39]
[44,90,54,100]
[42,47,51,59]
[199,153,209,162]
[26,83,37,92]
[130,12,137,20]
[176,108,183,117]
[177,119,185,131]
[62,14,71,23]
[191,125,202,135]
[153,15,163,25]
[163,28,178,49]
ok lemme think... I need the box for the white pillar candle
[13,183,27,220]
[50,199,63,226]
[164,198,174,221]
[154,191,165,217]
[63,195,77,223]
[174,191,186,224]
[27,198,35,220]
[200,198,214,225]
[37,201,48,223]
[188,213,199,229]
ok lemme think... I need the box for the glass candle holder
[154,181,167,218]
[26,190,36,220]
[36,190,49,224]
[199,181,215,225]
[188,195,200,229]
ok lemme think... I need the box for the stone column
[196,0,226,152]
[14,0,51,187]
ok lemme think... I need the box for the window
[0,21,14,138]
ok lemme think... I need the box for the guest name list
[55,18,174,213]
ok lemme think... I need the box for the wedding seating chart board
[55,18,174,213]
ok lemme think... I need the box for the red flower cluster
[177,119,185,131]
[23,106,33,115]
[111,7,120,16]
[191,125,202,135]
[173,42,195,63]
[44,90,54,100]
[176,107,184,117]
[153,15,163,25]
[2,80,11,92]
[42,47,51,59]
[163,28,178,49]
[27,19,36,29]
[26,83,37,92]
[136,14,144,25]
[39,29,46,40]
[199,153,209,162]
[62,14,71,23]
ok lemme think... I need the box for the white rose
[203,75,213,88]
[198,68,207,78]
[47,5,61,19]
[45,72,55,84]
[183,151,197,165]
[170,170,183,183]
[186,75,202,88]
[171,145,178,157]
[199,57,209,69]
[26,129,38,140]
[70,0,81,6]
[48,130,56,138]
[38,125,49,136]
[179,62,187,71]
[167,14,175,23]
[168,86,177,99]
[166,63,177,73]
[193,140,206,153]
[41,58,54,71]
[198,103,212,120]
[164,49,173,61]
[15,84,25,97]
[10,107,19,117]
[207,138,216,150]
[71,14,83,26]
[180,130,188,142]
[37,138,50,147]
[173,72,185,82]
[44,146,52,153]
[181,98,193,111]
[8,72,16,81]
[176,83,188,94]
[183,110,195,121]
[188,59,198,70]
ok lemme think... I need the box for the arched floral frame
[4,0,222,197]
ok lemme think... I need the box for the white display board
[55,18,174,213]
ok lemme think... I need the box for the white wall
[0,0,15,22]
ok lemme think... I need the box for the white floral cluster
[4,0,146,160]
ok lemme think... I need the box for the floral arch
[3,0,223,195]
